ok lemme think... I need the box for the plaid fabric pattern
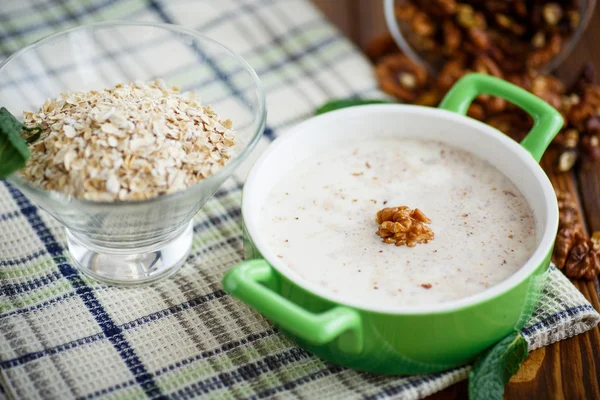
[0,1,598,399]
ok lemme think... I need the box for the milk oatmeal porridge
[261,138,537,307]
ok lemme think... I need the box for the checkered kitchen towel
[0,1,599,399]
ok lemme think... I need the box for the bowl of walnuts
[384,0,596,75]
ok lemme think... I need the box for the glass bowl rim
[1,20,267,207]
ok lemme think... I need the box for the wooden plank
[310,0,357,42]
[555,2,600,84]
[578,164,600,235]
[435,151,600,399]
[311,0,387,49]
[489,147,599,399]
[355,1,387,50]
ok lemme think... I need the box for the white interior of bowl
[243,105,558,314]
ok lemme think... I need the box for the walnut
[553,226,577,268]
[585,117,600,134]
[529,3,544,28]
[552,193,600,280]
[442,20,462,53]
[415,89,443,107]
[375,54,428,102]
[593,232,600,248]
[581,135,600,160]
[554,78,600,172]
[557,191,582,230]
[530,74,564,110]
[556,150,578,172]
[531,31,546,49]
[433,0,457,15]
[559,93,580,120]
[473,55,503,78]
[411,35,438,52]
[526,33,562,70]
[456,4,485,29]
[495,14,526,36]
[365,34,399,62]
[436,58,467,91]
[492,48,526,74]
[568,86,600,127]
[506,73,533,91]
[471,56,507,114]
[467,28,491,50]
[376,206,434,247]
[479,94,507,115]
[485,0,510,13]
[411,11,436,37]
[419,0,456,17]
[467,103,486,121]
[568,63,596,96]
[485,112,532,141]
[567,10,581,30]
[542,3,563,26]
[395,2,418,21]
[564,232,600,280]
[562,128,579,148]
[553,192,582,268]
[512,1,527,17]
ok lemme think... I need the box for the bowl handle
[222,259,363,354]
[438,73,564,162]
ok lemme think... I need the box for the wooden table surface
[311,1,600,398]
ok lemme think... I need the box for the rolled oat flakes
[20,80,236,201]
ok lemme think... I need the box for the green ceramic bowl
[222,74,563,374]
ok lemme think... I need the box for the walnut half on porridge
[376,206,434,247]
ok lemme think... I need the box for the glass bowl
[384,0,596,74]
[0,21,266,286]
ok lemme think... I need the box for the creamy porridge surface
[261,139,537,307]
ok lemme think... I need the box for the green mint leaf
[469,331,529,400]
[0,107,32,179]
[316,98,391,115]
